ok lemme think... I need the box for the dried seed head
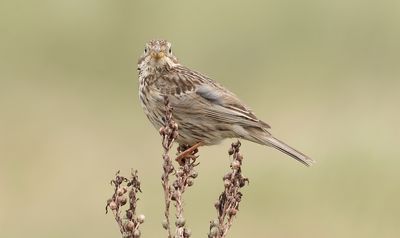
[137,214,145,223]
[235,193,242,202]
[190,170,198,178]
[163,154,170,161]
[173,180,180,189]
[187,178,194,187]
[183,228,192,237]
[129,189,137,199]
[228,147,234,155]
[117,188,125,196]
[176,169,184,176]
[117,196,127,206]
[125,220,135,231]
[239,179,247,188]
[231,160,241,170]
[232,140,241,148]
[133,229,141,238]
[223,173,232,180]
[236,154,243,161]
[224,179,231,188]
[210,227,219,236]
[175,216,186,227]
[162,219,169,230]
[126,210,133,220]
[109,201,117,210]
[210,219,219,228]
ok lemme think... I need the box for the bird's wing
[155,66,271,129]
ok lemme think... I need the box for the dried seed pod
[173,180,180,189]
[210,219,219,228]
[214,201,220,209]
[117,188,125,196]
[129,189,136,199]
[109,201,117,210]
[175,216,186,227]
[224,179,231,188]
[187,178,194,187]
[162,219,169,230]
[236,154,243,161]
[176,169,184,176]
[239,179,247,188]
[117,196,127,205]
[223,173,232,180]
[133,229,141,238]
[210,227,218,236]
[183,227,192,237]
[137,214,145,224]
[125,220,135,231]
[190,170,198,178]
[231,160,241,170]
[126,210,133,220]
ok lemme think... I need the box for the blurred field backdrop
[1,0,400,237]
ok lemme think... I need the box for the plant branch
[209,141,249,238]
[106,170,145,238]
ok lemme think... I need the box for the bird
[137,39,314,166]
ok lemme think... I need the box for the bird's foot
[176,142,202,166]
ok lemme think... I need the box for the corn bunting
[138,40,314,166]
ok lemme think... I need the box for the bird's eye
[168,48,172,54]
[144,48,148,53]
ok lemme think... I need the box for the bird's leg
[176,142,202,165]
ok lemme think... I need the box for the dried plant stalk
[159,96,198,238]
[159,96,178,238]
[172,145,199,238]
[106,170,145,238]
[209,141,249,238]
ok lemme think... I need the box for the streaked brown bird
[138,39,314,166]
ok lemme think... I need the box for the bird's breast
[139,74,165,130]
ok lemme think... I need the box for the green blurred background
[1,0,399,237]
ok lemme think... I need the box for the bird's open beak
[151,51,165,60]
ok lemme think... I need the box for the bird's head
[138,39,179,70]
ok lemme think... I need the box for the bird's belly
[171,108,236,146]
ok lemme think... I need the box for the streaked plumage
[138,40,314,166]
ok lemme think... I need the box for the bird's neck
[139,59,180,78]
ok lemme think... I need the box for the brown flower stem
[160,96,178,238]
[172,148,198,238]
[209,141,249,238]
[112,209,125,235]
[160,97,198,238]
[161,156,173,238]
[106,170,144,238]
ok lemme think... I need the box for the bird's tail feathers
[260,136,315,166]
